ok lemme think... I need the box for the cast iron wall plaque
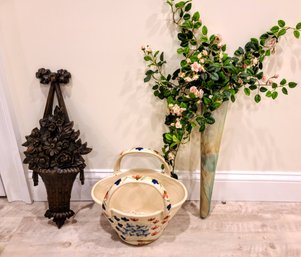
[22,68,92,228]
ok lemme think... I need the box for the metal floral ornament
[23,69,91,184]
[23,68,92,228]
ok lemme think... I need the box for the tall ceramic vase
[200,102,228,218]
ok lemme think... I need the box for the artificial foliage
[142,0,301,176]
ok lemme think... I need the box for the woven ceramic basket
[91,147,187,245]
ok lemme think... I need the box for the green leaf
[249,85,257,90]
[192,11,200,21]
[205,116,215,124]
[178,33,186,41]
[278,20,286,28]
[244,88,250,96]
[180,40,188,47]
[186,30,193,39]
[182,20,193,29]
[166,0,173,7]
[196,116,205,126]
[145,70,154,75]
[251,38,259,45]
[266,91,272,97]
[202,26,208,35]
[280,79,287,85]
[190,40,197,45]
[164,133,173,143]
[260,33,269,40]
[177,48,184,54]
[255,94,261,103]
[183,13,191,20]
[194,21,202,29]
[265,49,271,56]
[294,30,300,39]
[278,28,286,37]
[144,56,152,61]
[199,124,206,132]
[210,73,219,81]
[282,87,288,95]
[260,87,268,92]
[172,135,180,143]
[144,75,151,83]
[272,91,278,99]
[271,26,279,33]
[203,112,211,118]
[179,9,184,18]
[196,117,206,132]
[296,22,301,30]
[288,82,297,88]
[184,3,192,11]
[175,1,185,8]
[203,97,211,105]
[272,83,278,89]
[160,52,164,61]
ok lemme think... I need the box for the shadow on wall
[220,34,301,172]
[219,96,280,172]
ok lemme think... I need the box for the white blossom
[169,104,186,116]
[175,119,182,129]
[202,50,208,56]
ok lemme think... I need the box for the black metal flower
[36,68,71,85]
[23,106,92,170]
[43,138,62,156]
[36,68,54,84]
[57,69,71,84]
[37,155,50,169]
[56,152,73,167]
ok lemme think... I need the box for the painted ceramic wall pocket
[91,147,187,245]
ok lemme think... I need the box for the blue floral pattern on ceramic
[102,175,172,245]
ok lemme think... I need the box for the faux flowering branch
[142,0,301,176]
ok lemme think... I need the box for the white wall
[0,176,5,196]
[0,0,300,175]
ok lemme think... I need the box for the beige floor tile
[1,199,301,257]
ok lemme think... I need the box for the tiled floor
[0,199,301,257]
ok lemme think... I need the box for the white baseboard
[28,170,301,202]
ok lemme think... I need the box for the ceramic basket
[91,147,187,245]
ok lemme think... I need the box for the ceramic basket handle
[114,147,171,176]
[102,175,172,218]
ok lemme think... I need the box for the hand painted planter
[102,175,172,245]
[91,147,187,245]
[200,102,228,218]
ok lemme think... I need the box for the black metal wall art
[23,68,92,228]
